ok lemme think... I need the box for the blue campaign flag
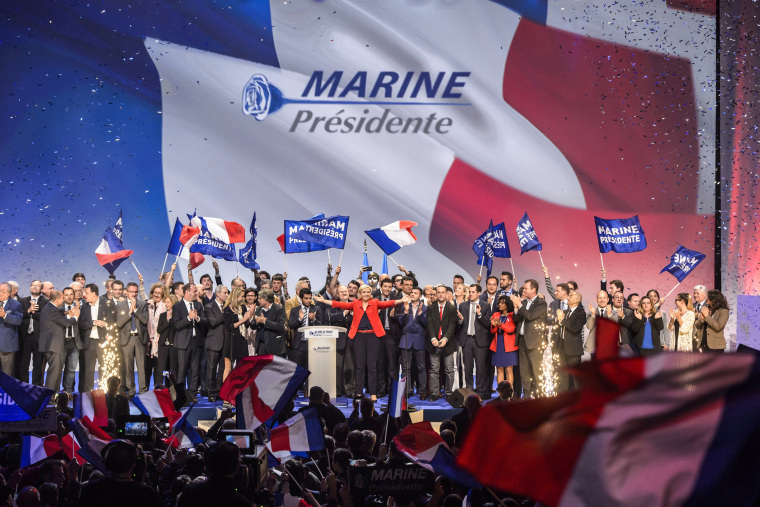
[282,214,329,253]
[660,245,706,283]
[187,211,236,261]
[595,216,647,254]
[473,221,511,259]
[474,220,495,276]
[382,254,389,275]
[516,212,542,255]
[0,371,55,421]
[287,215,349,250]
[238,212,260,269]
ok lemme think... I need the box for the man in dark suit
[120,282,149,396]
[172,283,207,397]
[457,284,492,399]
[287,288,323,384]
[80,284,116,392]
[204,285,229,402]
[0,282,24,376]
[376,278,401,397]
[398,286,428,399]
[254,289,287,356]
[60,287,88,393]
[426,285,458,401]
[18,280,48,384]
[554,292,586,391]
[39,290,80,390]
[510,279,548,399]
[324,284,354,397]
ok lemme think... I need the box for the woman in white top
[668,292,695,352]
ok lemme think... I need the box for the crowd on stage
[0,259,730,505]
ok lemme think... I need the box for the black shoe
[429,394,439,401]
[200,389,209,397]
[419,393,428,401]
[208,394,217,403]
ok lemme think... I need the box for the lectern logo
[312,346,330,353]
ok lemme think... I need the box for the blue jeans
[62,340,80,393]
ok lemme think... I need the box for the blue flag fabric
[187,212,236,261]
[660,245,706,283]
[167,218,185,256]
[281,214,329,253]
[516,212,542,255]
[382,254,388,275]
[0,370,54,421]
[474,220,495,277]
[595,216,647,254]
[286,215,349,250]
[238,212,260,269]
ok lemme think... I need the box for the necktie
[302,305,308,327]
[439,305,444,339]
[188,302,196,336]
[131,309,136,332]
[28,298,36,333]
[66,305,74,338]
[383,298,390,329]
[467,303,475,335]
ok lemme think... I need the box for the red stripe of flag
[223,220,246,243]
[269,425,291,453]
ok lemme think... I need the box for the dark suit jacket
[20,295,48,344]
[157,312,175,347]
[377,293,402,340]
[254,304,287,356]
[77,302,94,350]
[630,313,665,349]
[204,301,226,352]
[288,304,323,349]
[457,300,492,348]
[0,298,23,352]
[171,299,208,350]
[513,296,548,350]
[81,298,114,349]
[108,299,132,346]
[324,306,352,350]
[398,303,427,350]
[557,305,586,356]
[38,303,78,355]
[118,299,149,346]
[478,292,499,315]
[426,301,458,353]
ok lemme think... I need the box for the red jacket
[331,298,397,338]
[490,313,517,353]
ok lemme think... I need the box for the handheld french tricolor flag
[394,421,480,488]
[165,404,203,449]
[365,220,418,256]
[61,432,85,465]
[219,355,310,431]
[73,389,108,428]
[456,321,760,506]
[69,417,111,473]
[189,214,246,244]
[388,378,407,418]
[266,408,325,459]
[95,210,134,274]
[133,388,182,425]
[21,435,62,468]
[168,218,205,268]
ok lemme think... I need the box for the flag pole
[129,258,141,276]
[235,260,239,278]
[160,253,169,279]
[486,487,508,507]
[338,248,344,267]
[599,251,605,271]
[478,261,484,280]
[509,257,516,283]
[662,282,681,302]
[382,412,390,444]
[387,254,400,268]
[310,457,324,480]
[327,248,331,267]
[537,251,545,267]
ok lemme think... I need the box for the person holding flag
[314,285,410,402]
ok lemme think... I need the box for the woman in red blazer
[315,285,408,401]
[489,295,518,389]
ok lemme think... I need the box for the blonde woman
[223,287,255,382]
[668,293,695,351]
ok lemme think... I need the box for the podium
[304,326,346,397]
